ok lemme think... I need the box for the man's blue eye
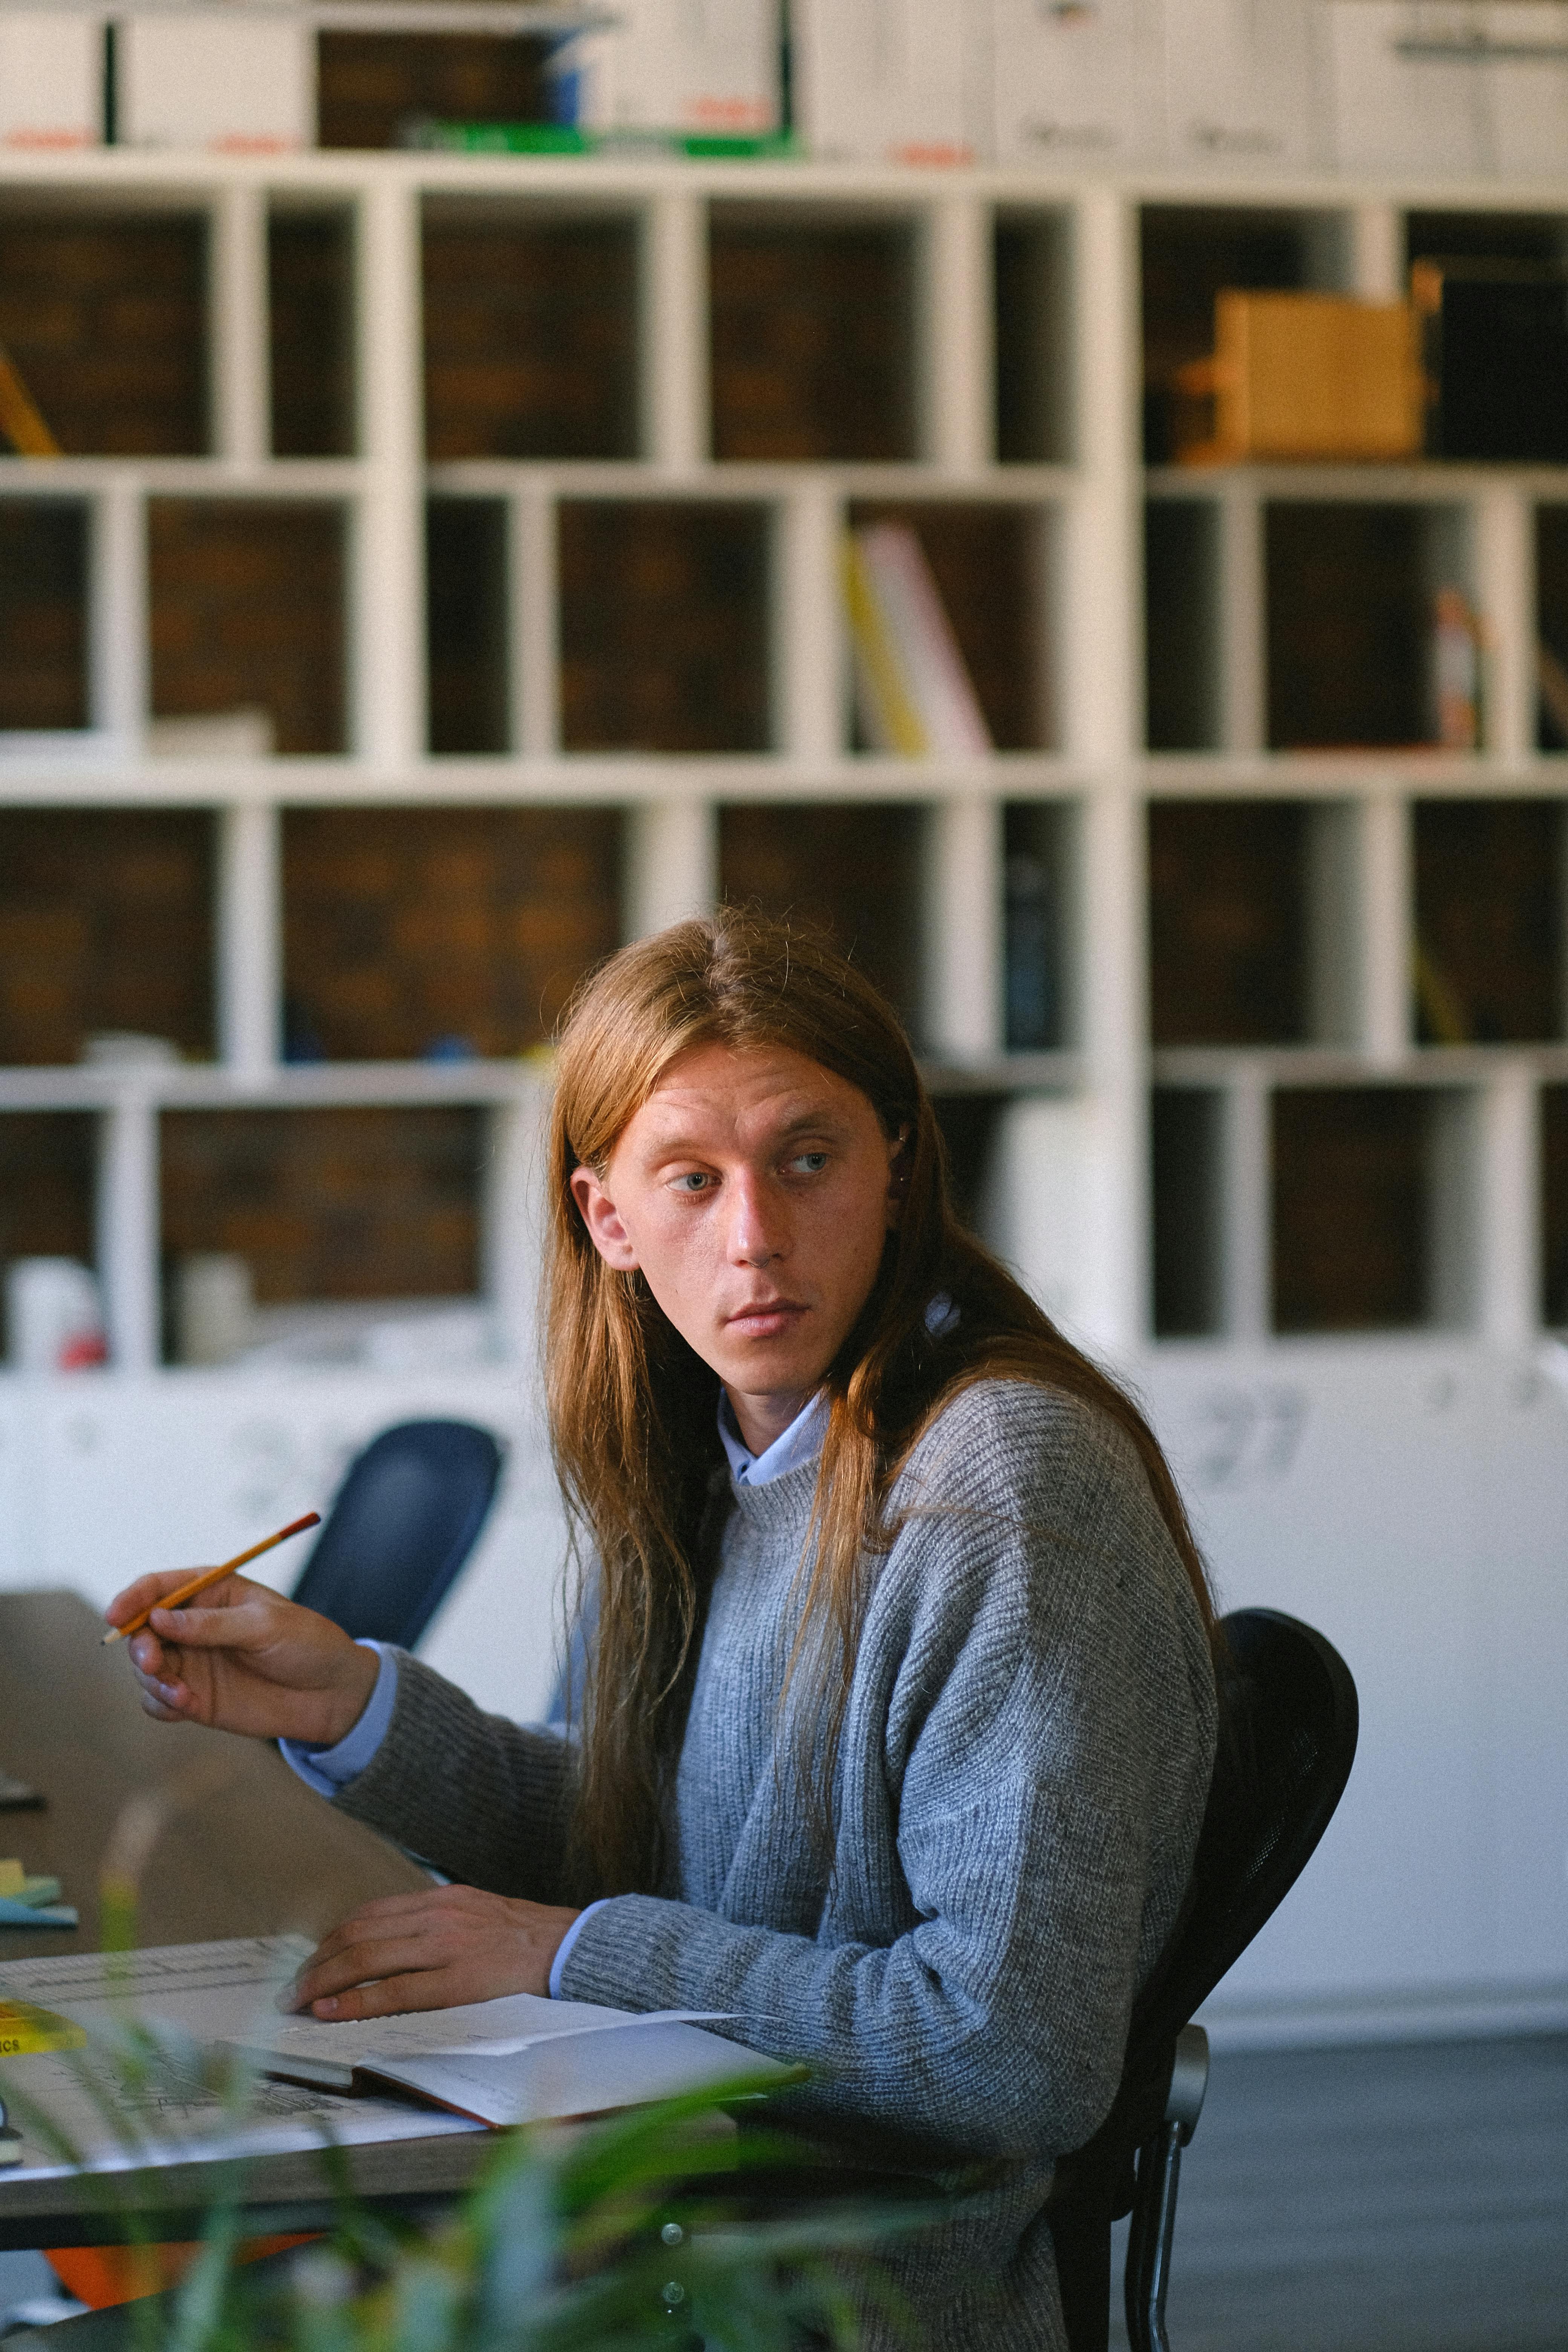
[793,1152,830,1173]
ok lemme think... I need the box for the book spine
[856,524,992,758]
[842,534,928,756]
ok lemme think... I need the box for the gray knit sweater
[335,1378,1217,2350]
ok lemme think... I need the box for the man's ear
[569,1164,640,1271]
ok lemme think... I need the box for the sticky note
[0,1863,23,1897]
[0,2001,87,2056]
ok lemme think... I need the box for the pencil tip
[101,1628,121,1646]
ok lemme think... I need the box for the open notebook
[230,1986,791,2128]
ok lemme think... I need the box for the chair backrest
[1124,1605,1360,2084]
[289,1419,504,1651]
[1048,1606,1358,2352]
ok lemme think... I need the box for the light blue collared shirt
[279,1640,399,1796]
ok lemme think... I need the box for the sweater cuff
[279,1643,398,1797]
[548,1897,612,1998]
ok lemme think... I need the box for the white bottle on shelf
[117,11,313,152]
[0,13,101,149]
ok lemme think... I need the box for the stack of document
[0,1939,784,2177]
[0,1861,75,1931]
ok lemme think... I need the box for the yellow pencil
[103,1512,322,1645]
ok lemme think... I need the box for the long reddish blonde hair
[546,910,1213,1897]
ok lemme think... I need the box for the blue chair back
[290,1419,504,1651]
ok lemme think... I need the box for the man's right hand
[104,1573,380,1749]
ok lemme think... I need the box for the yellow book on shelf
[842,533,927,756]
[0,340,61,458]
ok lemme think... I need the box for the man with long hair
[109,911,1219,2349]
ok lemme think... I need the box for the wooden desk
[0,1590,493,2246]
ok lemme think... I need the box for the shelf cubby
[846,500,1053,752]
[0,810,214,1067]
[1003,801,1071,1052]
[1140,204,1346,464]
[1406,211,1568,271]
[269,207,357,459]
[1148,801,1311,1046]
[709,210,917,462]
[317,32,551,152]
[148,500,348,755]
[427,498,510,755]
[1538,507,1568,753]
[160,1104,485,1317]
[1271,1086,1463,1333]
[423,204,640,461]
[0,501,88,733]
[1144,500,1220,752]
[0,206,208,456]
[1265,501,1469,752]
[718,801,924,1036]
[281,806,623,1063]
[1413,800,1565,1045]
[558,501,771,753]
[0,1113,96,1355]
[1544,1084,1568,1328]
[994,210,1072,466]
[1151,1086,1223,1338]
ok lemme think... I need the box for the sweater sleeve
[330,1651,580,1904]
[557,1386,1217,2166]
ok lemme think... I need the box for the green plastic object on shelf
[402,118,799,159]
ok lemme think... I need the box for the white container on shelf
[5,1259,108,1373]
[791,0,985,165]
[173,1254,254,1368]
[0,13,101,149]
[1162,0,1321,173]
[990,0,1166,168]
[117,11,312,152]
[550,0,777,136]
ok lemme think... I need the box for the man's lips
[724,1300,808,1335]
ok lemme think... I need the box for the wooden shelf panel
[149,499,349,756]
[423,204,640,463]
[0,502,88,735]
[1413,798,1565,1045]
[709,210,918,464]
[0,204,209,457]
[1271,1085,1439,1333]
[0,808,215,1067]
[1148,799,1311,1046]
[718,800,925,1037]
[281,804,622,1062]
[161,1101,485,1313]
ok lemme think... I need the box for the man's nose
[726,1173,787,1265]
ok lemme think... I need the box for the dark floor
[1110,2034,1568,2352]
[4,2037,1566,2347]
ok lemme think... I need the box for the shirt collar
[712,1294,956,1488]
[717,1387,830,1487]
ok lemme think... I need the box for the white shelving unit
[4,146,1568,2038]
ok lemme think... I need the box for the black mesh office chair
[1046,1606,1360,2352]
[289,1418,504,1651]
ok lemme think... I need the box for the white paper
[0,1940,476,2179]
[569,0,778,136]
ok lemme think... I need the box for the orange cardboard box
[1177,291,1424,463]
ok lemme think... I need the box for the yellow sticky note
[0,2001,87,2058]
[0,1862,23,1897]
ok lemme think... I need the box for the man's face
[569,1042,903,1453]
